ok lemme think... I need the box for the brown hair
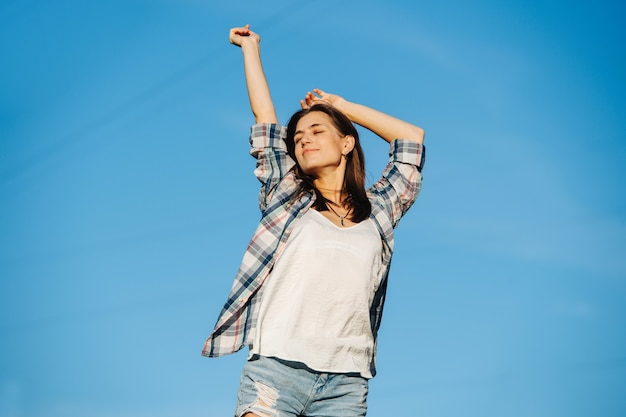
[286,103,371,223]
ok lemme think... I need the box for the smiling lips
[301,148,318,155]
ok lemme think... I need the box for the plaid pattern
[202,123,425,375]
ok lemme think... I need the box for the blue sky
[1,0,625,416]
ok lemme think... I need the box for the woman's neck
[309,158,348,203]
[314,183,346,206]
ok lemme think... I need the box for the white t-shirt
[251,209,383,378]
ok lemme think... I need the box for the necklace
[326,203,352,226]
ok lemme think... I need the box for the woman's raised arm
[229,25,278,124]
[301,89,424,144]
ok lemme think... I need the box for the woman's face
[293,111,353,177]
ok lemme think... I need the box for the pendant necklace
[327,203,352,227]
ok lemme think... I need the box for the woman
[202,25,426,417]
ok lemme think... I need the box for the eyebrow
[294,123,324,136]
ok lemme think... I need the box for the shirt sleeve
[249,123,296,212]
[368,139,426,228]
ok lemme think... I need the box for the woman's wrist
[331,97,350,115]
[334,99,354,120]
[240,37,260,52]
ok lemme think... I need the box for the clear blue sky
[1,0,625,416]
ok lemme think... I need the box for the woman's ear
[343,135,355,154]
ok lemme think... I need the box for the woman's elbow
[408,126,425,144]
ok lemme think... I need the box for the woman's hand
[229,24,260,47]
[300,89,347,111]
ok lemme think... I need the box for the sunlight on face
[293,112,347,176]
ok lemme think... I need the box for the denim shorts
[235,356,368,417]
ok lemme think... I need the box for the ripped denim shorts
[235,355,368,417]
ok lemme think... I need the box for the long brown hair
[286,103,371,223]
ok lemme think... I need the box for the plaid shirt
[202,123,425,376]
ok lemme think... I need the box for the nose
[300,133,313,146]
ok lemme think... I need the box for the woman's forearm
[241,41,278,124]
[336,100,424,144]
[301,89,424,144]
